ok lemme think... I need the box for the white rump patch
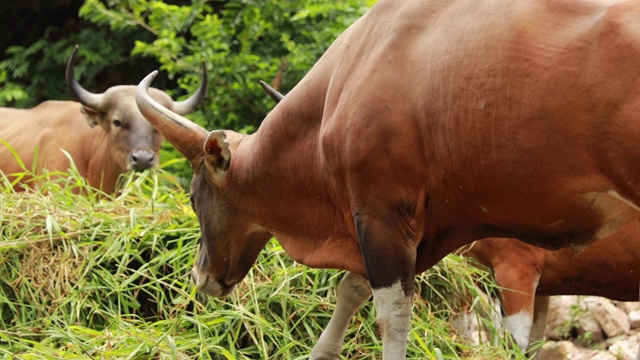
[589,191,640,241]
[606,190,640,213]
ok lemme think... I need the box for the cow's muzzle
[191,266,235,298]
[129,149,157,171]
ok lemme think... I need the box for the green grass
[0,166,530,359]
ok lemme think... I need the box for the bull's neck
[234,95,344,240]
[80,127,121,194]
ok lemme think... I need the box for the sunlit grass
[0,165,528,359]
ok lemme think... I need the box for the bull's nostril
[130,150,156,170]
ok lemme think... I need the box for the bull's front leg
[373,277,414,359]
[355,212,418,360]
[311,271,372,360]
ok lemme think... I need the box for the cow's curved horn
[136,70,209,162]
[259,80,284,104]
[172,62,209,115]
[65,45,103,110]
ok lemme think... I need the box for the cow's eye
[113,119,122,127]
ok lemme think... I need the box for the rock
[614,302,640,314]
[582,297,630,338]
[605,333,629,347]
[545,296,580,341]
[571,348,617,360]
[574,311,605,344]
[539,341,576,360]
[539,297,640,360]
[629,310,640,329]
[539,341,616,360]
[607,333,640,360]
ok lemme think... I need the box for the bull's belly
[534,219,640,301]
[537,278,640,302]
[475,190,640,252]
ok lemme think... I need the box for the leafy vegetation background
[0,1,529,358]
[0,0,375,183]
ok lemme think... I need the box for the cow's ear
[204,130,231,177]
[80,106,101,128]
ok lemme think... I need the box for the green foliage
[0,28,150,109]
[552,298,597,347]
[78,0,374,131]
[0,168,520,359]
[0,69,28,104]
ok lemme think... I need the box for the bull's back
[310,0,640,248]
[0,101,87,181]
[330,0,640,157]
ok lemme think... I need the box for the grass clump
[0,166,524,359]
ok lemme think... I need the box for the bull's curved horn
[259,80,284,104]
[136,70,209,162]
[172,62,209,115]
[65,45,103,110]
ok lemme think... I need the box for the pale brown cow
[0,46,207,194]
[136,0,640,358]
[455,220,640,353]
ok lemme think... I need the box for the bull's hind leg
[493,262,540,351]
[311,271,372,360]
[527,295,550,359]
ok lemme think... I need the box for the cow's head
[136,71,272,298]
[65,46,208,172]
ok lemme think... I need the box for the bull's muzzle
[191,265,235,298]
[129,149,157,171]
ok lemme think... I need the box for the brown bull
[136,0,640,358]
[0,46,207,194]
[454,220,640,353]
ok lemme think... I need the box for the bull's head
[65,46,208,172]
[136,71,272,297]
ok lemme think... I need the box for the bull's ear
[80,105,101,128]
[204,130,231,175]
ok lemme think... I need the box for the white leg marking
[311,272,372,360]
[373,281,414,360]
[452,295,503,346]
[452,310,479,344]
[504,311,534,351]
[488,297,504,346]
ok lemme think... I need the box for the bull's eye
[113,119,122,127]
[190,196,196,212]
